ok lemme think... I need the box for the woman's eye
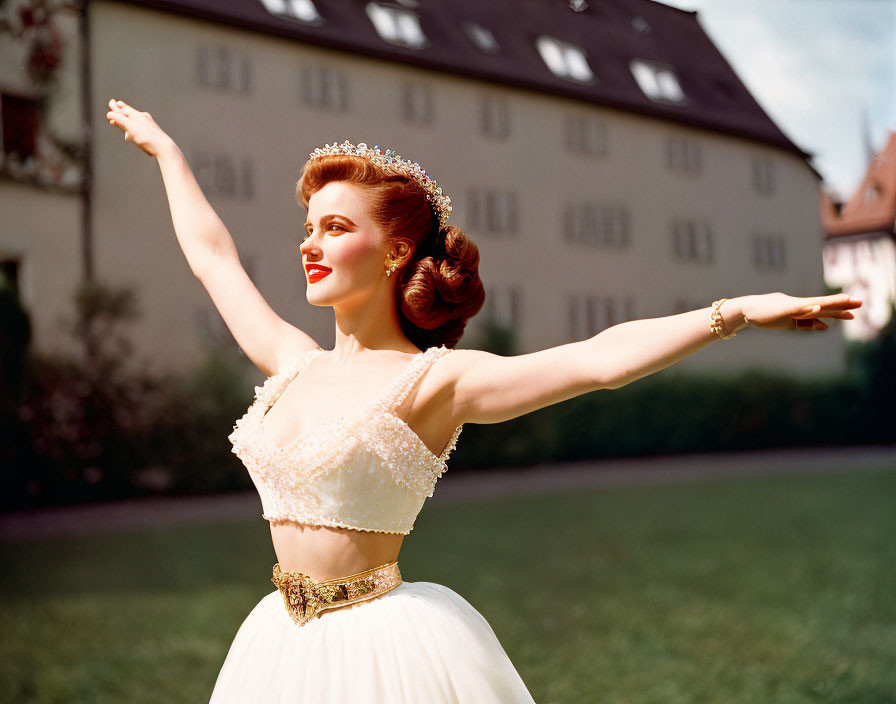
[301,224,343,241]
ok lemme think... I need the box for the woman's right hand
[105,98,174,157]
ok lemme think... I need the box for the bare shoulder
[418,347,490,424]
[425,347,483,385]
[432,347,486,378]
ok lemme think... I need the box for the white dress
[210,346,536,703]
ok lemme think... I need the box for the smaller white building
[821,131,896,341]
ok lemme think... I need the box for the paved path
[1,446,893,542]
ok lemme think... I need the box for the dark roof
[116,0,812,163]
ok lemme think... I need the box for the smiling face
[300,181,392,308]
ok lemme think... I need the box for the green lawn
[1,466,894,704]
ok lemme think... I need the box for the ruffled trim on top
[229,348,324,455]
[263,513,412,535]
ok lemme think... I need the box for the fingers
[107,99,125,123]
[789,293,862,319]
[106,98,137,124]
[108,98,134,113]
[791,310,855,320]
[791,306,858,319]
[788,291,857,331]
[809,293,863,310]
[106,99,133,138]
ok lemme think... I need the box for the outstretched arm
[105,98,319,376]
[443,293,861,426]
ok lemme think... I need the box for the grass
[1,465,894,704]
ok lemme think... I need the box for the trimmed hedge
[3,287,893,511]
[450,369,873,470]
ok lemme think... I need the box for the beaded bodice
[228,345,463,535]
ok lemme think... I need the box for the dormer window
[366,3,427,49]
[535,36,594,83]
[464,22,499,54]
[259,0,322,25]
[630,60,686,104]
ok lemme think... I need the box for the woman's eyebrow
[305,214,358,228]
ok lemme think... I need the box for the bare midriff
[269,519,405,581]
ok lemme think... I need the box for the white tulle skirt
[209,579,536,703]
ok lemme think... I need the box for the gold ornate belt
[271,561,402,626]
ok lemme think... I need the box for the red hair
[297,154,485,350]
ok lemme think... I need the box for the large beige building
[2,0,847,379]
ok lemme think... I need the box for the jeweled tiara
[307,140,453,229]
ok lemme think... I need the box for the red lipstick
[305,263,332,283]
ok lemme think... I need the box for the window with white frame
[535,36,594,83]
[672,219,713,263]
[192,152,256,199]
[301,65,348,110]
[752,233,786,270]
[402,81,434,124]
[366,2,427,48]
[564,115,608,157]
[259,0,322,24]
[630,60,686,104]
[480,94,510,139]
[751,156,776,194]
[197,46,252,93]
[466,189,518,235]
[464,22,499,53]
[563,202,631,248]
[484,285,521,328]
[665,136,702,175]
[568,294,634,339]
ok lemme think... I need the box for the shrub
[4,283,892,511]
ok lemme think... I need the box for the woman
[106,98,861,703]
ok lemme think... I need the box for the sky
[660,0,895,200]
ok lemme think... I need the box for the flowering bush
[1,280,253,511]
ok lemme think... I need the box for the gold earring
[385,257,399,277]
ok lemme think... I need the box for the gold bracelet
[710,298,737,340]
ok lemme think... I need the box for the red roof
[821,131,896,238]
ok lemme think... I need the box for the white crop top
[228,345,463,535]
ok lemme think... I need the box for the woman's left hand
[732,292,862,332]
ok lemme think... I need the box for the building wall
[0,181,82,356]
[77,1,849,377]
[0,2,83,356]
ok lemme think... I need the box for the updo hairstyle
[297,154,485,350]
